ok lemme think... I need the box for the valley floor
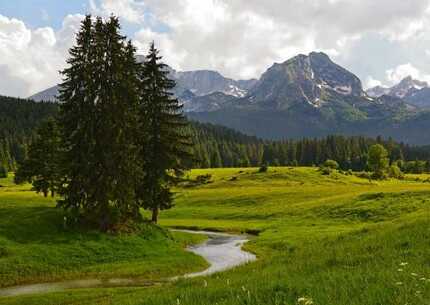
[0,167,429,305]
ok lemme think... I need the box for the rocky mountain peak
[390,76,428,98]
[366,76,429,99]
[247,52,364,110]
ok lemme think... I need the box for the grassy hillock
[1,167,430,305]
[0,175,207,288]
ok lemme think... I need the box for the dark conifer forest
[2,94,430,177]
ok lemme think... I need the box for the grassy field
[1,167,430,305]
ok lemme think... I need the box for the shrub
[388,165,403,179]
[356,171,372,180]
[195,174,212,184]
[323,159,339,170]
[258,164,268,173]
[371,171,387,180]
[320,167,332,175]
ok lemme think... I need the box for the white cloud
[365,76,383,89]
[132,0,430,80]
[0,14,84,97]
[90,0,145,24]
[4,0,430,97]
[134,28,188,69]
[385,63,430,85]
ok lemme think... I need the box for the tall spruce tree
[137,42,192,223]
[57,15,96,219]
[15,118,62,197]
[58,16,141,230]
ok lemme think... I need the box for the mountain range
[29,55,257,104]
[27,52,430,145]
[366,76,430,108]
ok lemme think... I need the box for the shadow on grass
[0,205,101,244]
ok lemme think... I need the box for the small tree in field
[15,118,62,197]
[367,144,389,179]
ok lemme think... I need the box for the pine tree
[89,17,140,227]
[57,15,96,218]
[58,16,141,230]
[15,118,62,197]
[137,42,193,223]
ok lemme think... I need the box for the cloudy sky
[1,0,430,97]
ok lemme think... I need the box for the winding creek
[0,230,256,297]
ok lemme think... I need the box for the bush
[388,165,403,179]
[0,166,7,178]
[320,167,332,175]
[195,174,212,184]
[258,164,268,173]
[371,171,387,180]
[356,171,372,180]
[323,159,339,170]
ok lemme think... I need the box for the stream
[0,230,256,297]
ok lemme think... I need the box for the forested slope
[1,95,430,172]
[0,96,58,170]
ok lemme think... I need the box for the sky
[2,0,430,98]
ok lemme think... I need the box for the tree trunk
[43,190,48,197]
[151,208,159,224]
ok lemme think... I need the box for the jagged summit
[366,75,430,108]
[367,75,428,99]
[247,52,364,110]
[389,76,428,98]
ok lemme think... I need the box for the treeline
[2,97,430,175]
[191,122,430,172]
[0,96,58,172]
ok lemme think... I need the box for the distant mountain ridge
[28,56,257,103]
[367,76,430,108]
[28,86,59,103]
[367,76,428,99]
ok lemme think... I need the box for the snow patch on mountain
[223,85,247,98]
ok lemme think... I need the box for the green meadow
[1,167,430,305]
